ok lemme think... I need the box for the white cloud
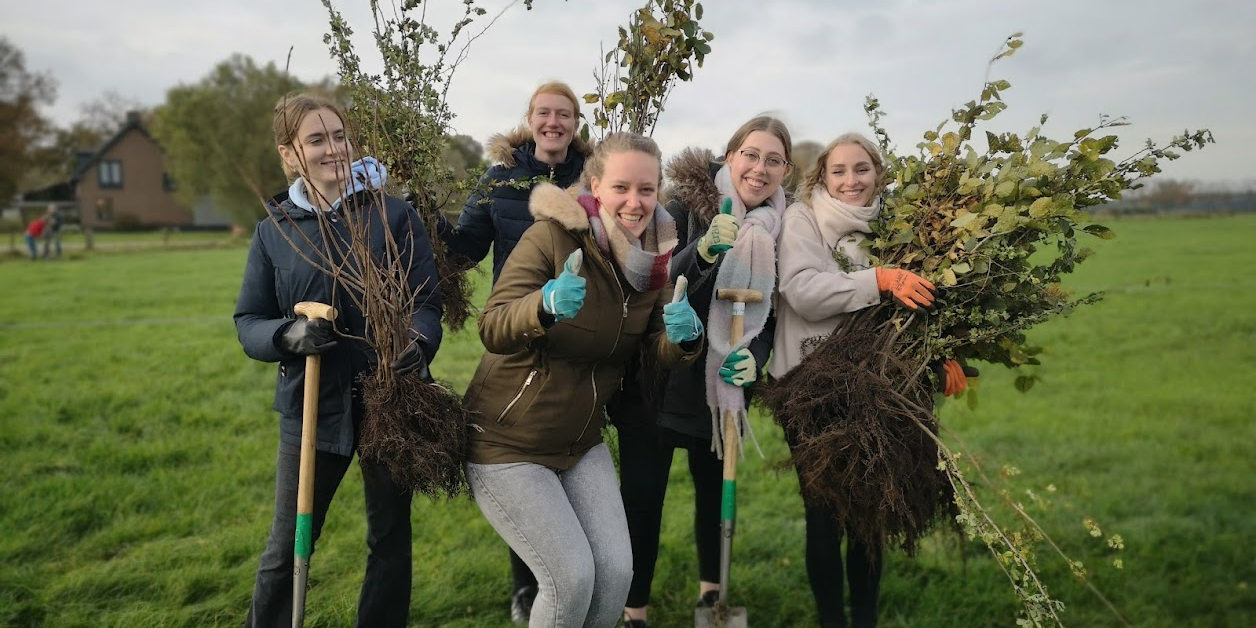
[3,0,1253,184]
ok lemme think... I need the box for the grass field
[1,215,1253,628]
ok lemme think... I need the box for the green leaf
[582,93,600,104]
[1014,375,1036,393]
[1028,197,1053,218]
[951,262,972,274]
[1083,224,1116,240]
[951,212,980,229]
[995,181,1017,199]
[941,268,958,286]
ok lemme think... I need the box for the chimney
[126,110,142,125]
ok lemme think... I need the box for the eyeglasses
[737,150,790,171]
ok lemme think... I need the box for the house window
[163,172,177,192]
[99,160,123,188]
[96,198,114,222]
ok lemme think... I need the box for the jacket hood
[665,147,722,222]
[528,182,590,232]
[488,125,593,168]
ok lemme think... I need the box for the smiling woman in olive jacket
[463,133,704,628]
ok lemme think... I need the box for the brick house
[19,112,229,230]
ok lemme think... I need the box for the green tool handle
[292,353,321,628]
[717,409,739,604]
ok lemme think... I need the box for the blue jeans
[24,234,37,259]
[468,444,633,628]
[244,440,413,628]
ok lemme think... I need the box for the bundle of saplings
[762,34,1212,554]
[313,1,513,498]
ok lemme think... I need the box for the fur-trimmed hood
[487,125,593,168]
[528,182,590,232]
[665,147,722,222]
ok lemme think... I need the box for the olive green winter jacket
[465,183,701,469]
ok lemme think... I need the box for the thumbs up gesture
[541,249,587,322]
[697,198,740,263]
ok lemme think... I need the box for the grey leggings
[467,444,633,628]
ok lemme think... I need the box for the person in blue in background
[234,92,443,628]
[436,80,592,624]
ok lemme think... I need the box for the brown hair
[273,92,348,180]
[526,81,581,119]
[797,132,887,205]
[579,132,663,190]
[723,115,794,166]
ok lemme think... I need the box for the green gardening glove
[541,250,586,322]
[719,348,757,387]
[696,198,739,264]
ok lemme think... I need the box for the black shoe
[695,589,720,608]
[510,586,537,625]
[622,619,649,628]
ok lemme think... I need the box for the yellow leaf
[1028,197,1053,218]
[941,268,958,286]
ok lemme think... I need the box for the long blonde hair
[579,132,663,190]
[796,132,887,205]
[723,115,794,165]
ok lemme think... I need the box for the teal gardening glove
[663,289,703,344]
[541,249,587,322]
[719,348,757,387]
[696,198,740,264]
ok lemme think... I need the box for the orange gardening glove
[875,267,937,310]
[941,360,980,397]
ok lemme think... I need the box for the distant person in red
[23,215,47,261]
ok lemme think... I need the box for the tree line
[0,37,484,228]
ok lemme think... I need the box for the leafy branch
[582,0,713,139]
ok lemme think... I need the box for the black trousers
[784,428,883,628]
[618,420,723,608]
[244,440,413,628]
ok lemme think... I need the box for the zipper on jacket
[571,257,629,452]
[497,369,539,424]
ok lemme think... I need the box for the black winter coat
[439,126,590,284]
[234,189,443,456]
[658,150,775,439]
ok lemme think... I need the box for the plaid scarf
[577,191,677,292]
[706,164,786,458]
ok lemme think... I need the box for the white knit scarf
[808,187,881,248]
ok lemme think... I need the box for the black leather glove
[391,341,432,381]
[279,316,338,355]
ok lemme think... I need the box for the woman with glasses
[620,116,793,628]
[771,132,968,628]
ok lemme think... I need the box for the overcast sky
[6,0,1253,186]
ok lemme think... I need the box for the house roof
[70,114,154,183]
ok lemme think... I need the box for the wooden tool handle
[295,301,338,322]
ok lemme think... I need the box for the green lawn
[0,215,1252,627]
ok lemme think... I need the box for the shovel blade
[694,604,748,628]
